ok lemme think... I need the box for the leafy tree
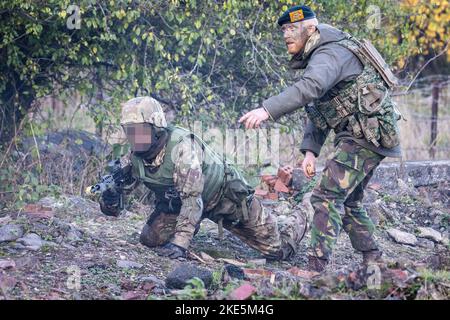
[1,0,444,149]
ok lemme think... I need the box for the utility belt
[305,81,401,149]
[209,161,253,240]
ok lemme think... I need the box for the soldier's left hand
[156,242,187,259]
[239,107,269,129]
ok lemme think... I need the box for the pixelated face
[281,22,308,55]
[122,123,153,152]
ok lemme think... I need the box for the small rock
[219,258,247,267]
[243,268,273,279]
[117,260,143,269]
[0,216,12,225]
[165,263,213,289]
[254,189,269,197]
[397,179,417,196]
[287,267,319,280]
[14,256,39,270]
[298,282,329,299]
[312,272,346,290]
[121,291,142,300]
[387,228,418,246]
[416,227,443,243]
[0,274,17,294]
[224,264,245,280]
[417,238,435,249]
[16,233,45,251]
[228,283,256,300]
[66,227,83,242]
[274,179,290,193]
[248,259,266,267]
[199,252,215,262]
[0,259,16,270]
[366,202,382,226]
[139,275,165,288]
[383,269,409,287]
[0,224,24,242]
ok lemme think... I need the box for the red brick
[277,165,293,185]
[288,267,319,279]
[228,283,257,300]
[266,193,278,200]
[274,179,290,193]
[254,188,269,197]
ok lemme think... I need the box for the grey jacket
[263,24,402,158]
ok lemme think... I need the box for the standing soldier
[239,5,402,272]
[98,96,307,260]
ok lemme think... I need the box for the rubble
[387,228,418,246]
[165,263,213,289]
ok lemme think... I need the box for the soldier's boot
[307,255,328,273]
[140,211,177,248]
[362,249,383,265]
[362,249,387,273]
[277,208,308,260]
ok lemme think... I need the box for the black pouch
[222,179,253,222]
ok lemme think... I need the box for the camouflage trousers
[309,139,385,261]
[140,196,307,261]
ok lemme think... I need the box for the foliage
[175,277,208,300]
[2,0,442,146]
[400,0,450,66]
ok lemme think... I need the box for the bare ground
[0,182,449,300]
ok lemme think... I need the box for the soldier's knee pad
[139,224,162,248]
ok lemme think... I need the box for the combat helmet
[120,96,167,128]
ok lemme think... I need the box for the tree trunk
[0,80,34,149]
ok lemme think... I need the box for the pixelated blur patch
[289,9,304,23]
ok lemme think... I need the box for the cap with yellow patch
[277,5,316,26]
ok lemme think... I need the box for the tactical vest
[130,126,226,204]
[305,35,401,148]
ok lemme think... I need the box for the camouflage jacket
[100,127,218,249]
[263,24,402,158]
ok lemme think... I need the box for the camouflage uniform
[309,139,384,261]
[261,24,402,268]
[100,97,307,260]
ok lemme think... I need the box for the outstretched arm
[165,136,205,256]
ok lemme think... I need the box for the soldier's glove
[156,242,187,259]
[102,189,120,206]
[99,189,121,217]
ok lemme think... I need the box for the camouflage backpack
[305,35,402,148]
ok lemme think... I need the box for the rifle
[85,159,125,210]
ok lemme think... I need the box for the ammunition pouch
[222,179,253,223]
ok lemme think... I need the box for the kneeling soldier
[99,96,307,260]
